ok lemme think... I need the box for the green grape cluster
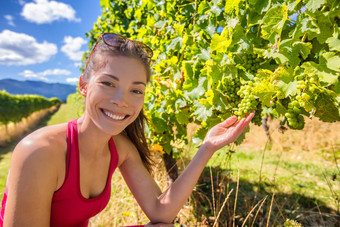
[235,82,258,118]
[251,103,263,126]
[240,53,262,74]
[294,74,318,111]
[218,76,241,108]
[296,75,320,93]
[296,80,307,90]
[285,100,305,130]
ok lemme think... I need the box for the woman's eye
[101,81,113,87]
[132,89,144,95]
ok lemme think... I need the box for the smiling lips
[102,109,128,121]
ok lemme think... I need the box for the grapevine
[0,90,61,126]
[81,0,340,159]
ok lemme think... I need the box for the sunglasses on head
[85,33,153,69]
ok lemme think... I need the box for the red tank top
[0,119,119,227]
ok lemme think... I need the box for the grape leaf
[305,0,325,12]
[211,29,232,52]
[253,80,276,107]
[204,24,216,37]
[292,41,312,60]
[275,66,297,97]
[248,0,271,14]
[193,101,213,122]
[182,61,194,80]
[206,64,223,85]
[154,20,166,28]
[151,112,168,133]
[312,11,333,44]
[211,5,222,16]
[100,0,110,8]
[301,61,338,84]
[194,127,208,142]
[291,14,319,40]
[247,10,262,26]
[175,98,187,110]
[185,77,207,99]
[196,48,211,61]
[176,109,190,125]
[225,0,242,14]
[275,100,288,116]
[314,93,340,122]
[326,37,340,52]
[261,4,288,44]
[334,81,340,94]
[198,1,210,14]
[321,52,340,72]
[168,36,182,51]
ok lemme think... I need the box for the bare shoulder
[113,133,140,167]
[9,123,69,185]
[13,123,68,159]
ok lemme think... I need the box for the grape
[296,80,307,90]
[218,76,241,109]
[235,83,258,118]
[239,52,263,74]
[285,99,305,130]
[251,103,263,126]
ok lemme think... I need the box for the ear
[79,74,87,97]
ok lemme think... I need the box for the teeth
[103,110,126,120]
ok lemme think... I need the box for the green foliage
[85,0,340,156]
[284,219,302,227]
[66,89,85,118]
[0,90,61,125]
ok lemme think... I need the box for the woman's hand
[202,112,254,154]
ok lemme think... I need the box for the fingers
[237,112,255,132]
[219,115,238,128]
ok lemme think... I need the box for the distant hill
[0,79,77,102]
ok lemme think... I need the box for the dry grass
[0,105,59,146]
[241,117,340,157]
[89,117,340,226]
[89,153,201,226]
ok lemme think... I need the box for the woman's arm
[119,113,254,223]
[3,130,64,227]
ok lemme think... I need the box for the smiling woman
[0,33,253,227]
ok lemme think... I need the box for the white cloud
[39,68,72,76]
[0,30,57,65]
[66,77,79,84]
[4,15,15,27]
[19,70,48,81]
[18,0,26,6]
[61,36,87,61]
[19,68,71,81]
[74,62,82,68]
[21,0,81,24]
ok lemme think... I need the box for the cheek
[131,96,144,112]
[135,98,145,111]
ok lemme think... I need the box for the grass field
[0,103,339,226]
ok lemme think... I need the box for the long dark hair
[84,39,154,173]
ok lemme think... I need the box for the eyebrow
[102,73,146,87]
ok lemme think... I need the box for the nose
[109,88,128,107]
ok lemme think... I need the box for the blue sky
[0,0,103,85]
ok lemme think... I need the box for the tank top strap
[64,119,79,187]
[108,137,119,174]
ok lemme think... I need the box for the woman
[0,33,254,226]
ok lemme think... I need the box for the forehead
[92,55,148,82]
